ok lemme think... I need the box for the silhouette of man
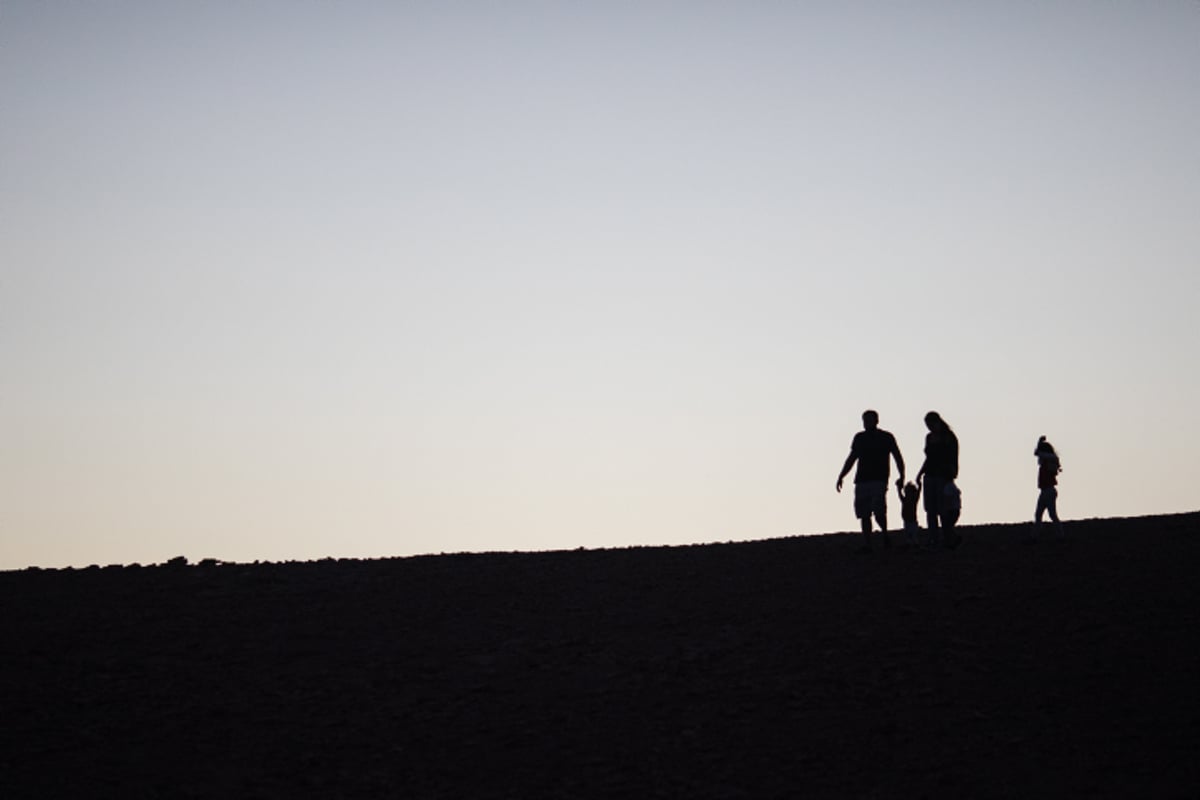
[837,410,906,552]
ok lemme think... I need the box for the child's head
[903,481,918,496]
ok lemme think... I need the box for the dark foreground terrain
[3,513,1199,799]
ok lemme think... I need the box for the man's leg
[854,482,883,551]
[855,485,873,551]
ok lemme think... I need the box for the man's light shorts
[854,480,887,519]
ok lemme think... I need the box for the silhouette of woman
[1031,436,1064,540]
[916,411,960,548]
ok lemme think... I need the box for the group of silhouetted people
[836,410,1063,553]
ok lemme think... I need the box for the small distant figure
[837,410,906,553]
[899,481,921,547]
[1030,435,1065,541]
[916,411,961,548]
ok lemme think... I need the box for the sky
[3,1,1198,569]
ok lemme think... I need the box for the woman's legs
[1035,490,1049,525]
[940,508,961,548]
[1045,488,1064,538]
[1034,488,1064,539]
[923,476,945,547]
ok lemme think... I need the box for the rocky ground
[2,512,1198,798]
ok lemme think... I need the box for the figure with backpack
[1030,435,1064,541]
[915,411,961,549]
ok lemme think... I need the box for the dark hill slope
[2,513,1198,798]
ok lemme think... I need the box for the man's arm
[836,452,856,493]
[891,437,906,489]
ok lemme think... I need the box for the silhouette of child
[899,482,921,546]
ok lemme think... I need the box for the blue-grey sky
[3,2,1198,568]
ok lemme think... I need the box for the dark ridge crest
[3,511,1198,798]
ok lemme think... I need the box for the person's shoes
[945,533,962,550]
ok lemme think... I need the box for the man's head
[862,410,879,430]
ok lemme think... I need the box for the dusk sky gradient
[3,2,1198,568]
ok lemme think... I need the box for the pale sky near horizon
[3,2,1198,569]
